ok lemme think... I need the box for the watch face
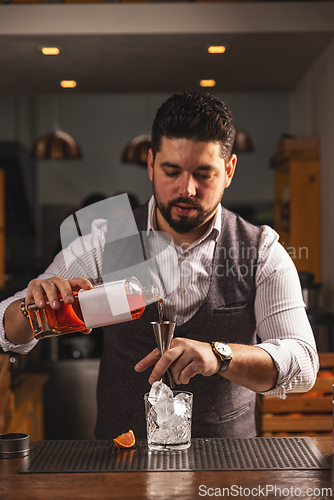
[215,342,232,358]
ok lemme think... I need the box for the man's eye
[197,174,211,180]
[165,171,178,177]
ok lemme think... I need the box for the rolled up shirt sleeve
[0,288,38,354]
[254,225,319,399]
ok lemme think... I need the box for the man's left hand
[134,337,220,385]
[135,339,279,392]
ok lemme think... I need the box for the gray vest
[95,203,262,440]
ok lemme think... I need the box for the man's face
[148,137,236,236]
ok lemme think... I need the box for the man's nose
[179,174,197,197]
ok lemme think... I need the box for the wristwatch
[210,342,233,374]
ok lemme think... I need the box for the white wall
[290,39,334,311]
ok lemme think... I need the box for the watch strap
[211,341,233,374]
[20,299,29,319]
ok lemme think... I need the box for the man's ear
[147,149,154,182]
[225,154,237,188]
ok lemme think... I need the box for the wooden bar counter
[1,437,333,500]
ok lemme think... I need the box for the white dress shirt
[0,196,319,398]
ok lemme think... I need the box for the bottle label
[78,280,132,329]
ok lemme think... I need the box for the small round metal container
[0,433,30,459]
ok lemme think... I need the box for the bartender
[0,91,318,439]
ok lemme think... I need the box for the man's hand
[25,276,93,334]
[135,338,220,385]
[135,338,278,393]
[4,276,93,345]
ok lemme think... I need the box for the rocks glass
[144,381,193,451]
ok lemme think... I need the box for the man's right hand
[26,276,94,334]
[4,276,93,345]
[26,276,93,311]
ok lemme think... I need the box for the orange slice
[318,370,334,378]
[113,430,135,449]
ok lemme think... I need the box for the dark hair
[151,91,235,162]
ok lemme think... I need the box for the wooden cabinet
[272,138,321,282]
[0,168,4,290]
[0,354,14,433]
[7,373,49,441]
[257,353,334,436]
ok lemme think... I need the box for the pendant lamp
[31,96,82,160]
[32,129,82,160]
[232,127,254,154]
[121,96,152,167]
[121,126,253,168]
[121,134,151,167]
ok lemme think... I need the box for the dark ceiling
[1,3,334,93]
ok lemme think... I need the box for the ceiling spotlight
[40,47,60,56]
[200,79,216,88]
[208,46,226,54]
[60,80,77,89]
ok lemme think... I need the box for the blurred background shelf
[257,352,334,437]
[272,137,321,282]
[7,373,49,441]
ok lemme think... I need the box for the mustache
[169,197,202,209]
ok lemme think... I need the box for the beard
[155,194,220,234]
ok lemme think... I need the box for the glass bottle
[27,277,161,340]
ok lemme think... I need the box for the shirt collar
[147,195,221,243]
